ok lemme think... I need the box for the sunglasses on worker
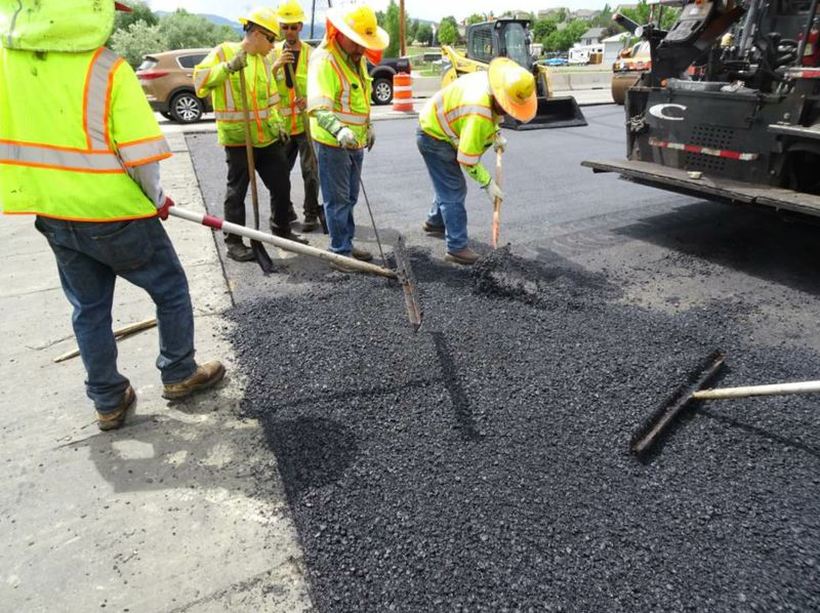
[256,28,277,43]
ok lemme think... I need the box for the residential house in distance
[579,26,606,46]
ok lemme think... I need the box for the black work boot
[226,240,255,262]
[301,214,319,232]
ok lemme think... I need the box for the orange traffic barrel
[392,72,413,112]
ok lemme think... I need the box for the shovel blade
[394,235,423,331]
[251,240,276,275]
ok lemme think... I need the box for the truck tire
[169,91,203,123]
[371,77,393,105]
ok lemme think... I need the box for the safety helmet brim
[326,7,389,51]
[488,57,537,123]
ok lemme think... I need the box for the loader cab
[466,19,534,69]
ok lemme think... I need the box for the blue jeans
[316,143,364,254]
[416,129,469,252]
[34,216,197,413]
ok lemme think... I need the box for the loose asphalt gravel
[226,246,820,612]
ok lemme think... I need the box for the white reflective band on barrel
[117,138,171,166]
[85,49,119,149]
[0,142,123,172]
[445,105,493,124]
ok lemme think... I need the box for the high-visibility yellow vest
[272,41,312,136]
[194,42,283,147]
[0,46,171,222]
[419,72,501,166]
[307,38,372,149]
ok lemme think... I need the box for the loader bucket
[501,96,587,130]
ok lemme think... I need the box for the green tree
[533,18,558,45]
[543,19,589,52]
[437,16,460,45]
[114,0,158,30]
[383,1,400,58]
[110,21,166,67]
[416,23,433,46]
[466,13,485,25]
[619,0,680,30]
[158,9,239,50]
[376,11,386,27]
[407,19,419,42]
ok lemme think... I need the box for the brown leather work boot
[162,361,226,400]
[351,246,373,262]
[97,385,136,431]
[445,247,480,266]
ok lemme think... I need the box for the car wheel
[372,77,393,105]
[169,91,203,123]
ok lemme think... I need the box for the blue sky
[147,1,611,23]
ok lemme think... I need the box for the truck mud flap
[581,158,820,218]
[502,96,587,130]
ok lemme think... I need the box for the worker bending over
[0,1,224,430]
[194,7,307,263]
[417,58,536,265]
[307,4,388,270]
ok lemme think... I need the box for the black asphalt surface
[187,106,820,611]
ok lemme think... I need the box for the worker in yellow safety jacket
[270,0,322,232]
[0,0,225,430]
[417,58,537,265]
[194,7,308,263]
[307,4,388,269]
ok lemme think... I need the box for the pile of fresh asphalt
[228,246,820,612]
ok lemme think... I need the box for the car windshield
[503,23,531,68]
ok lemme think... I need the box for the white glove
[482,179,504,204]
[493,133,507,154]
[226,50,247,73]
[276,123,290,144]
[366,125,375,151]
[336,127,357,149]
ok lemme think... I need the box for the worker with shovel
[271,0,323,233]
[307,4,389,271]
[417,58,537,265]
[0,0,225,430]
[194,7,308,264]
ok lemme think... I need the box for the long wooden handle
[169,207,396,278]
[693,380,820,400]
[54,318,157,363]
[491,149,503,249]
[237,67,261,230]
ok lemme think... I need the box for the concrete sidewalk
[0,134,312,611]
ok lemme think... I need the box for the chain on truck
[584,0,820,216]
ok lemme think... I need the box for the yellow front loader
[441,18,587,130]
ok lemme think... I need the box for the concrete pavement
[0,133,312,611]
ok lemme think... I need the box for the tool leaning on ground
[492,148,503,249]
[237,66,276,274]
[631,350,820,456]
[284,56,328,234]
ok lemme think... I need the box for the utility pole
[399,0,406,57]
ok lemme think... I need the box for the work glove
[482,179,504,205]
[276,123,290,144]
[157,195,174,221]
[225,50,247,73]
[493,133,507,154]
[336,127,358,149]
[366,125,375,151]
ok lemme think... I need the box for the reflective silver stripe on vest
[308,95,335,110]
[194,66,210,92]
[85,49,119,149]
[0,142,123,172]
[268,93,280,106]
[214,108,273,121]
[281,107,294,116]
[457,150,481,165]
[216,47,237,111]
[117,138,171,166]
[445,104,493,123]
[433,95,458,141]
[328,56,352,112]
[336,111,368,126]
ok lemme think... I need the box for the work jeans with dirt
[315,142,364,255]
[416,129,470,253]
[284,132,321,219]
[223,141,291,241]
[34,216,197,414]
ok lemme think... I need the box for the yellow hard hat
[488,58,537,123]
[277,0,306,24]
[327,5,389,51]
[239,7,281,38]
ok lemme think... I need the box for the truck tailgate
[582,159,820,218]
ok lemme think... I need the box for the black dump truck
[584,0,820,217]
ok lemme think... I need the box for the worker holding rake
[417,58,537,265]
